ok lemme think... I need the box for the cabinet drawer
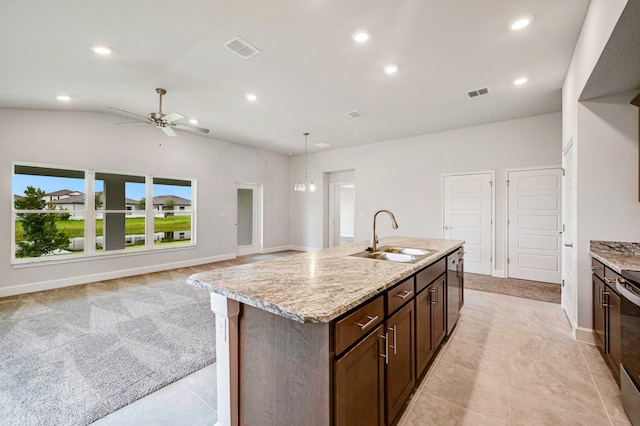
[387,277,415,315]
[591,258,605,281]
[334,295,384,356]
[416,258,446,293]
[604,267,621,291]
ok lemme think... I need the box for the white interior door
[507,168,562,284]
[443,173,493,275]
[562,143,575,323]
[328,183,341,247]
[236,183,262,255]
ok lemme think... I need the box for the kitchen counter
[187,236,463,323]
[589,240,640,272]
[187,236,463,426]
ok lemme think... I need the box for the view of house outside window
[12,163,195,263]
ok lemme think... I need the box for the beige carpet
[464,272,561,304]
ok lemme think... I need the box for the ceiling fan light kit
[110,88,210,137]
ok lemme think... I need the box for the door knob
[564,242,573,247]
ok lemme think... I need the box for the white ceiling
[0,0,590,154]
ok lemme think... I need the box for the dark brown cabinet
[415,275,447,379]
[385,301,415,425]
[335,323,385,426]
[446,248,464,335]
[591,258,622,383]
[334,249,462,425]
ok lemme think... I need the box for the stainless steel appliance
[446,248,464,335]
[618,270,640,425]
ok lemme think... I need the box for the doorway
[236,183,262,255]
[325,170,356,248]
[506,167,562,284]
[442,172,494,275]
[562,142,575,324]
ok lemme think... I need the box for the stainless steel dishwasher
[446,247,464,335]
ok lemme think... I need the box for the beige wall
[1,108,291,296]
[290,112,562,276]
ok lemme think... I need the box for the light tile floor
[94,288,632,425]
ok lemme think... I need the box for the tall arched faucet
[368,209,399,252]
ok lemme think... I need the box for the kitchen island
[187,236,464,426]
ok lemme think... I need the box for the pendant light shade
[294,132,315,192]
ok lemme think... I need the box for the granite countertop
[187,236,463,324]
[589,240,640,273]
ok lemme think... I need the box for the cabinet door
[415,287,433,378]
[386,301,415,426]
[592,275,606,354]
[335,324,385,426]
[459,256,464,310]
[605,287,621,383]
[432,275,447,349]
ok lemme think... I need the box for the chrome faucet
[368,209,399,252]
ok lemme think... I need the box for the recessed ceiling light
[384,65,398,74]
[353,31,370,43]
[91,45,112,55]
[56,95,71,101]
[314,142,331,148]
[189,119,199,125]
[513,77,528,85]
[510,17,532,30]
[246,93,257,101]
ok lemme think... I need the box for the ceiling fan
[109,88,209,137]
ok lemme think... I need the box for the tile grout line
[576,342,615,426]
[178,380,217,413]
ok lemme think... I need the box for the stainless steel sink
[376,246,431,256]
[350,246,432,263]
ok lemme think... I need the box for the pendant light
[294,132,315,192]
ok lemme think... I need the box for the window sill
[11,243,197,268]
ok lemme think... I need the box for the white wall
[339,186,355,237]
[290,112,562,275]
[561,0,638,340]
[0,108,291,296]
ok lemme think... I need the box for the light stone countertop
[590,240,640,273]
[187,236,464,323]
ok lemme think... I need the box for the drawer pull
[394,290,413,300]
[388,325,397,355]
[380,333,389,365]
[355,315,379,330]
[430,288,437,305]
[604,277,616,285]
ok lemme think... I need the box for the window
[12,163,195,264]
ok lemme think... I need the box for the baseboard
[288,245,319,252]
[0,253,236,298]
[492,269,505,278]
[261,245,294,254]
[574,326,594,344]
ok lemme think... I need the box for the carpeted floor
[0,251,300,426]
[464,272,561,304]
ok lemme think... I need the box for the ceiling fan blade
[173,123,210,134]
[116,121,152,125]
[160,126,177,137]
[162,111,184,123]
[108,107,153,122]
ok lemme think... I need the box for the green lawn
[15,216,191,239]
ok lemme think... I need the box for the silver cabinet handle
[604,277,616,285]
[394,290,413,300]
[602,292,610,308]
[379,333,389,365]
[564,242,573,247]
[598,286,602,307]
[356,315,379,330]
[430,288,437,305]
[388,325,397,355]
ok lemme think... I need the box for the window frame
[12,162,196,266]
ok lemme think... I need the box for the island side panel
[238,304,332,425]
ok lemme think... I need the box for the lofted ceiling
[0,0,590,155]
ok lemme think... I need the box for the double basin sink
[350,246,432,263]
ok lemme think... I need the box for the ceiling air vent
[346,110,366,118]
[224,37,260,59]
[466,87,491,98]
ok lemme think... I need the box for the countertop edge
[188,240,464,323]
[590,251,623,273]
